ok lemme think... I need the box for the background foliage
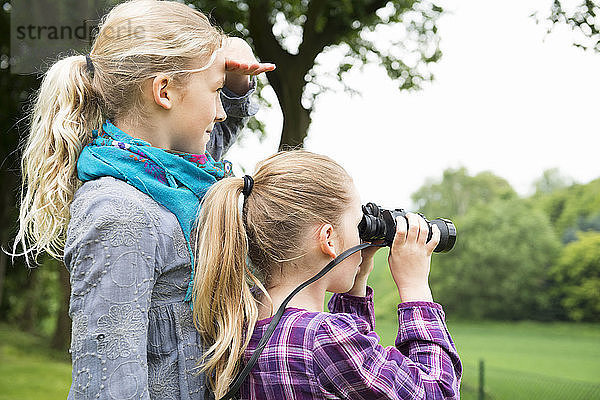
[551,232,600,321]
[428,198,561,320]
[192,0,443,148]
[539,0,600,52]
[408,168,600,322]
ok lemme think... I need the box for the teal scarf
[77,119,233,303]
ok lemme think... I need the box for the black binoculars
[358,202,457,253]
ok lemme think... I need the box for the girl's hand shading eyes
[225,60,276,75]
[223,37,276,95]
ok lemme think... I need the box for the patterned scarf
[77,119,233,303]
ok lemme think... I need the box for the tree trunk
[266,60,312,150]
[51,261,71,351]
[246,1,314,150]
[0,244,7,308]
[278,87,311,150]
[20,269,39,332]
[0,172,15,311]
[0,241,6,310]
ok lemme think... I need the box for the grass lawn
[3,319,598,399]
[0,324,71,400]
[374,318,600,399]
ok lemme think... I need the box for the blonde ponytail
[193,150,355,397]
[15,55,102,262]
[192,178,267,398]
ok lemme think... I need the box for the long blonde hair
[14,0,227,263]
[192,150,355,397]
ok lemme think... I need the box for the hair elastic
[85,54,95,76]
[242,175,254,198]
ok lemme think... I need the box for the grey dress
[64,78,258,400]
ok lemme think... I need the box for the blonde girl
[193,150,462,399]
[14,0,274,398]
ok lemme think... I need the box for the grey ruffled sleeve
[207,75,259,161]
[64,186,162,400]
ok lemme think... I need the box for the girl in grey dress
[14,1,274,399]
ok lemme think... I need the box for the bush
[551,232,600,322]
[429,198,561,320]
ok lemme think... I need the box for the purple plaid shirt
[241,286,462,399]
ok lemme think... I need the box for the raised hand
[346,240,384,297]
[222,37,276,95]
[225,59,276,76]
[388,213,440,303]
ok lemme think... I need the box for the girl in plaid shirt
[192,150,462,399]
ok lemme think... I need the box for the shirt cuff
[395,301,450,351]
[220,75,259,118]
[398,301,444,312]
[328,286,376,331]
[395,301,462,393]
[335,285,374,303]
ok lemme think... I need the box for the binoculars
[358,202,457,253]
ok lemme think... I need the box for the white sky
[227,0,600,210]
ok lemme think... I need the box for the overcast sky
[227,0,600,211]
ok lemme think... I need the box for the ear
[152,74,173,110]
[318,224,337,259]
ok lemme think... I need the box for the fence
[459,360,600,400]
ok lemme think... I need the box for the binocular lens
[427,218,456,253]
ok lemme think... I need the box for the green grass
[374,318,600,399]
[4,322,595,400]
[1,320,599,400]
[0,324,71,400]
[377,319,600,383]
[449,321,600,384]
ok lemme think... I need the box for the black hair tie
[85,54,95,77]
[242,175,254,198]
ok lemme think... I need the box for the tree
[411,167,517,219]
[535,0,600,52]
[0,1,41,315]
[534,178,600,242]
[551,232,600,322]
[532,168,573,196]
[193,0,443,149]
[0,3,72,351]
[429,198,562,320]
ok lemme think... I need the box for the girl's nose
[215,97,227,122]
